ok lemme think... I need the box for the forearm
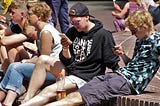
[59,48,73,66]
[22,56,38,64]
[120,53,131,65]
[62,48,71,59]
[115,6,122,12]
[0,33,27,45]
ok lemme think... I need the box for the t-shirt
[118,32,160,94]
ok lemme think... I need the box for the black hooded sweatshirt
[59,19,120,82]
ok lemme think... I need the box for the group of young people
[0,0,159,106]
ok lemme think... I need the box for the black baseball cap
[69,2,94,18]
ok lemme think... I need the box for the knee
[37,55,50,65]
[8,62,21,70]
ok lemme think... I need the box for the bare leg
[45,92,84,106]
[0,90,6,102]
[7,47,20,63]
[0,46,9,73]
[21,77,78,106]
[0,45,29,73]
[3,90,18,106]
[24,55,65,101]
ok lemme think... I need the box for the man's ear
[85,16,90,21]
[21,12,27,18]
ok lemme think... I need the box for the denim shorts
[0,62,56,95]
[78,72,132,106]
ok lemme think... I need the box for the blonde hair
[29,2,51,22]
[8,0,27,13]
[125,10,154,31]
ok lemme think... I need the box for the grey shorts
[78,72,132,106]
[65,75,87,88]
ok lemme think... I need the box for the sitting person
[43,10,160,106]
[20,2,120,106]
[0,0,37,78]
[0,1,61,106]
[112,0,147,32]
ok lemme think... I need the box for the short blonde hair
[29,2,51,22]
[8,0,27,13]
[125,10,154,31]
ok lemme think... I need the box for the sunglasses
[70,20,80,25]
[9,10,16,15]
[130,28,138,35]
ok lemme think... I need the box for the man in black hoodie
[21,2,120,106]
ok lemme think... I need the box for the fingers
[59,33,72,48]
[112,45,124,56]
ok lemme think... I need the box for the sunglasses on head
[70,20,80,25]
[130,28,138,35]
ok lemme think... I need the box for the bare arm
[113,45,131,65]
[112,2,129,18]
[0,25,14,37]
[0,33,27,45]
[60,33,72,59]
[113,3,122,12]
[39,30,53,55]
[22,30,53,63]
[22,56,38,64]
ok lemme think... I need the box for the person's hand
[0,29,5,38]
[0,15,7,24]
[113,3,122,12]
[112,45,124,56]
[23,41,37,52]
[0,24,7,30]
[112,11,117,16]
[60,33,72,49]
[21,59,29,63]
